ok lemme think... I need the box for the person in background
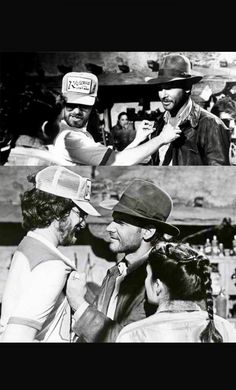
[148,53,230,165]
[211,96,236,165]
[52,72,181,166]
[4,86,66,165]
[0,166,100,342]
[116,242,236,342]
[108,112,136,151]
[66,179,180,342]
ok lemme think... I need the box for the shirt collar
[27,231,76,270]
[119,248,152,275]
[164,98,192,127]
[156,300,202,314]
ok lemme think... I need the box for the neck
[33,224,59,248]
[170,96,190,118]
[125,242,152,269]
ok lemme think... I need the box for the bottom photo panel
[0,166,236,343]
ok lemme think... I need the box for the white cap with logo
[62,72,98,106]
[34,166,100,216]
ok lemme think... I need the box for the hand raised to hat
[158,122,182,145]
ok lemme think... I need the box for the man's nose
[79,218,87,229]
[159,89,167,98]
[72,106,81,114]
[106,221,116,232]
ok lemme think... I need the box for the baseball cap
[34,166,100,216]
[62,72,98,106]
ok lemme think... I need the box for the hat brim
[72,200,101,216]
[147,75,203,87]
[64,93,95,106]
[113,203,180,237]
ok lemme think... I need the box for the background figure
[108,112,136,151]
[0,166,100,342]
[211,96,236,165]
[116,242,236,342]
[3,85,66,165]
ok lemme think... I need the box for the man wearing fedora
[52,71,181,166]
[66,179,179,342]
[148,53,230,165]
[0,166,100,342]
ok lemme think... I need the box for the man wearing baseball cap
[0,166,100,342]
[52,71,181,165]
[66,179,180,342]
[147,53,230,165]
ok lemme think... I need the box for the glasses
[71,208,88,220]
[65,103,90,112]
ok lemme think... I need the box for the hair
[148,242,223,343]
[211,96,236,119]
[117,111,128,123]
[1,84,66,145]
[21,187,74,231]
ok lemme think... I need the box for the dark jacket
[72,262,155,342]
[151,101,230,165]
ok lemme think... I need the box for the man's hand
[134,120,156,144]
[158,122,182,145]
[66,271,87,312]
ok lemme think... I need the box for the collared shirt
[159,98,192,166]
[116,300,236,342]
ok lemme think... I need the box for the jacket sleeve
[72,305,122,343]
[201,117,230,165]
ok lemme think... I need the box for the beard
[59,219,79,246]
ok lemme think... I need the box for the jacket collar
[180,100,201,129]
[162,99,201,129]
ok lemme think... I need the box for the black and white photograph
[0,166,236,342]
[1,51,236,344]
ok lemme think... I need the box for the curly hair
[148,242,223,343]
[20,187,74,231]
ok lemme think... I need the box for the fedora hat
[111,179,179,237]
[148,53,203,87]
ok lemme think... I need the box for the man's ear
[143,227,156,241]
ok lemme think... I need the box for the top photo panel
[1,51,236,166]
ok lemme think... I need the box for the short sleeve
[8,260,70,330]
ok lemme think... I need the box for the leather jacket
[72,262,155,342]
[151,101,230,165]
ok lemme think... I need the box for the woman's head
[3,85,66,144]
[117,112,128,128]
[146,242,223,342]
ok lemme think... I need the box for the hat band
[118,194,166,221]
[159,68,191,79]
[112,211,161,228]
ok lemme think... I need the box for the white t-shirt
[52,121,114,165]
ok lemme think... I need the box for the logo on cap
[67,76,92,95]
